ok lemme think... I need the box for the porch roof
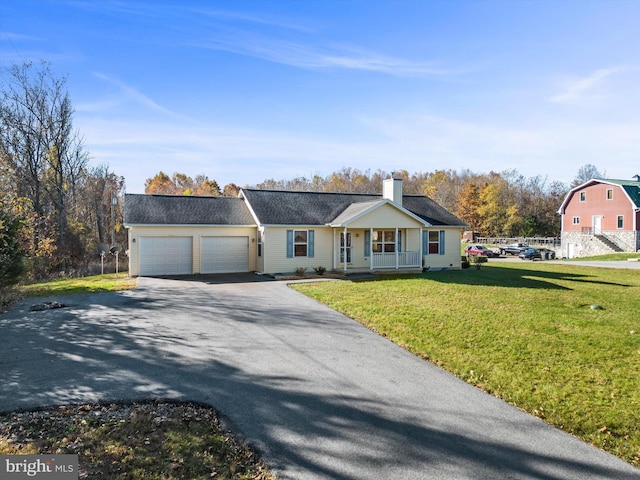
[328,199,429,227]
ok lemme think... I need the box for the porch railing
[372,251,421,269]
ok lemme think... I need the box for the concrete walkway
[1,274,639,479]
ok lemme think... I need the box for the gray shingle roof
[124,194,255,225]
[241,189,467,227]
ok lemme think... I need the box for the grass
[18,273,137,298]
[566,252,640,261]
[291,262,640,467]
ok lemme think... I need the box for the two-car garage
[138,235,251,276]
[124,194,258,277]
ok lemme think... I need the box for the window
[580,191,586,202]
[606,189,613,200]
[286,230,314,258]
[423,230,445,255]
[294,230,307,256]
[572,217,580,225]
[428,231,440,254]
[372,230,395,253]
[618,215,624,229]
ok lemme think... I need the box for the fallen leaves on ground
[0,400,274,479]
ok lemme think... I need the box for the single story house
[557,176,640,258]
[124,176,468,276]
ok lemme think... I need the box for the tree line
[1,61,125,290]
[1,60,602,294]
[147,166,601,239]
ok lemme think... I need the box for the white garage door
[201,236,249,273]
[139,237,192,276]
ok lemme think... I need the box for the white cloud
[89,72,193,121]
[194,33,462,78]
[549,66,629,104]
[77,108,640,194]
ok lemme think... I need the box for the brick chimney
[383,172,403,206]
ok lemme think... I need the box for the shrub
[294,267,307,276]
[0,203,24,289]
[313,266,326,275]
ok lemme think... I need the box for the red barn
[558,177,640,258]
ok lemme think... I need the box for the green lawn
[291,262,640,467]
[566,252,640,261]
[19,273,137,298]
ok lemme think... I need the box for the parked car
[538,248,556,260]
[500,242,529,255]
[464,244,499,257]
[519,248,542,260]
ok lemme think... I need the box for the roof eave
[125,223,257,228]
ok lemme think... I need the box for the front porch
[332,227,423,272]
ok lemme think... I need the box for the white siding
[346,203,423,229]
[127,226,258,276]
[422,227,463,270]
[262,227,334,275]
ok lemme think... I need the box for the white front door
[340,232,352,263]
[593,215,603,235]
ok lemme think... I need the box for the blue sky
[1,0,639,193]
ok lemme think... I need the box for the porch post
[395,227,399,269]
[332,229,336,271]
[370,227,373,270]
[343,227,348,272]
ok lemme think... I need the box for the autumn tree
[193,174,221,196]
[455,181,482,232]
[145,171,222,196]
[222,183,240,197]
[0,61,88,273]
[77,165,125,246]
[145,171,177,194]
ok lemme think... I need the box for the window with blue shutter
[364,230,371,256]
[439,230,445,255]
[288,229,313,257]
[422,230,428,255]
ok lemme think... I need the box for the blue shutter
[422,230,428,255]
[308,230,314,258]
[364,230,371,256]
[439,230,445,255]
[397,230,402,252]
[286,230,293,258]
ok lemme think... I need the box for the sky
[1,0,639,194]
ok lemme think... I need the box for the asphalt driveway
[1,274,639,479]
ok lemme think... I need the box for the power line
[0,22,26,63]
